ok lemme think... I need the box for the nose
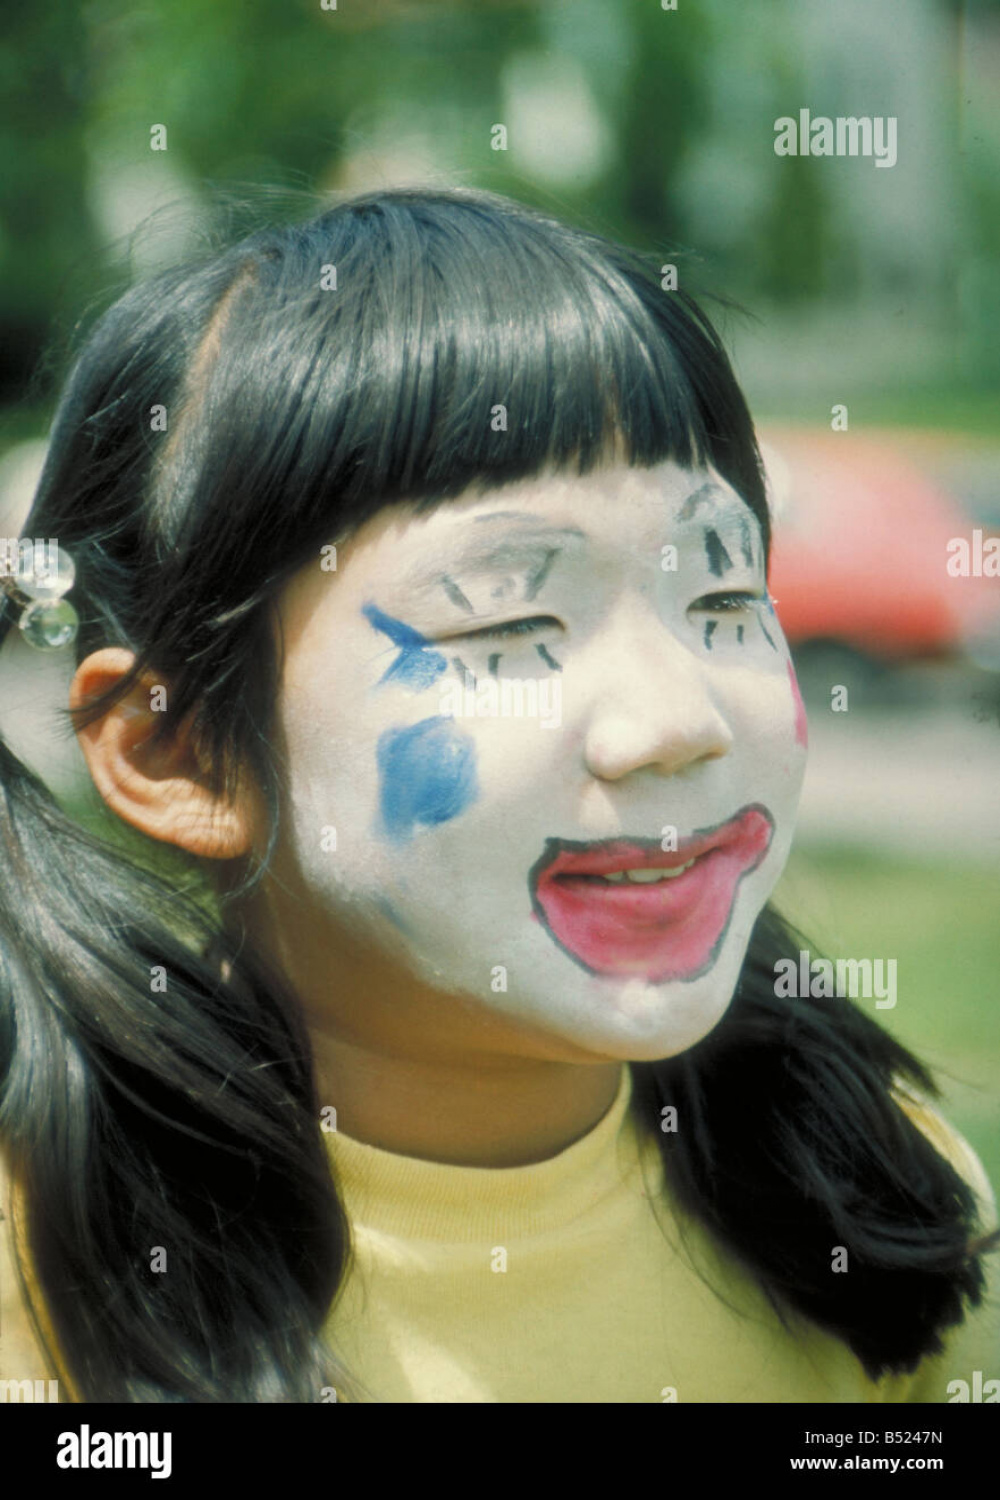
[581,602,733,782]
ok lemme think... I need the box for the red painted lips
[528,804,774,982]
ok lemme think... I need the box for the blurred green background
[776,848,1000,1198]
[1,0,997,1195]
[4,0,1000,424]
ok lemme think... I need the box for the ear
[69,648,263,859]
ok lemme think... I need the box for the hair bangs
[149,190,768,599]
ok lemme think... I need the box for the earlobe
[69,647,259,860]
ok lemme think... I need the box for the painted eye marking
[690,593,761,650]
[674,482,765,576]
[489,578,520,602]
[461,641,563,675]
[452,655,476,687]
[440,575,475,613]
[759,616,778,652]
[363,601,448,689]
[677,481,723,520]
[703,527,734,578]
[440,617,564,675]
[525,548,559,600]
[738,517,755,569]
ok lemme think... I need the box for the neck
[230,887,624,1169]
[308,1029,624,1168]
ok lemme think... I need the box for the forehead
[361,462,761,581]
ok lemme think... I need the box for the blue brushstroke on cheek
[372,895,412,935]
[376,716,479,843]
[362,601,448,689]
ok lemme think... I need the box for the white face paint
[266,460,807,1062]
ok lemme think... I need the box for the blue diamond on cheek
[375,716,479,844]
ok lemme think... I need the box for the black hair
[0,185,993,1401]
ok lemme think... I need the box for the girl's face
[262,459,807,1062]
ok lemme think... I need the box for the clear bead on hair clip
[0,540,79,651]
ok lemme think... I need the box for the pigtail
[0,726,352,1401]
[633,904,997,1379]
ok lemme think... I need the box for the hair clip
[0,539,79,651]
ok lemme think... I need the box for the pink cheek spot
[787,660,809,748]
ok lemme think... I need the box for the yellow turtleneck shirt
[320,1064,1000,1404]
[1,1066,997,1403]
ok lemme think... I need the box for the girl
[0,186,996,1403]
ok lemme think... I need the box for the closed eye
[690,591,764,612]
[442,615,562,642]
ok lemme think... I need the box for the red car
[760,426,1000,678]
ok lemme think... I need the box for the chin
[507,964,742,1064]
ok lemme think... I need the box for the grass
[774,841,1000,1203]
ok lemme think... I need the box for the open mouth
[528,804,774,982]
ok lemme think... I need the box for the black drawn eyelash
[691,591,764,612]
[451,614,561,641]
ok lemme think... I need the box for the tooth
[620,861,695,883]
[597,860,697,884]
